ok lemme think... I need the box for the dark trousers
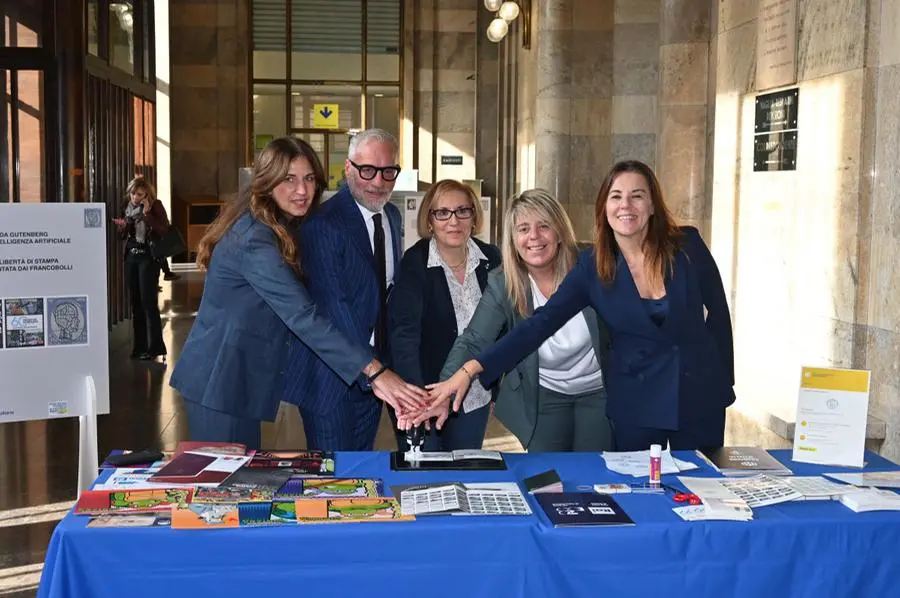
[390,402,491,452]
[125,252,165,355]
[527,386,613,452]
[613,408,727,452]
[299,393,382,451]
[158,257,172,276]
[183,400,261,449]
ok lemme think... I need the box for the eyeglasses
[348,160,401,182]
[430,206,475,221]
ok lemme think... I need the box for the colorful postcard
[237,502,294,526]
[171,503,239,529]
[294,498,414,524]
[269,500,297,523]
[75,488,193,515]
[46,296,88,345]
[4,297,45,348]
[294,478,383,500]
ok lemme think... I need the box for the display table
[37,450,900,598]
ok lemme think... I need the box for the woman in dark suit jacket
[419,160,735,452]
[440,189,612,452]
[170,137,426,449]
[388,179,501,451]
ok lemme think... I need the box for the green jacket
[440,269,611,448]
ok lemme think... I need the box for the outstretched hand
[396,400,450,432]
[370,369,429,415]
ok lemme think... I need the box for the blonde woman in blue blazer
[418,161,735,452]
[439,189,613,452]
[170,137,426,449]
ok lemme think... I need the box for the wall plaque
[753,130,798,172]
[441,155,463,166]
[756,0,798,91]
[754,88,799,134]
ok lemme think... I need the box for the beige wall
[712,0,900,459]
[169,0,250,204]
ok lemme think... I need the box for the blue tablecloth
[38,450,900,598]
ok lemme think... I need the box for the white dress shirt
[356,200,395,346]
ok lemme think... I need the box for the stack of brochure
[838,488,900,512]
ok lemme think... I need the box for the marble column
[169,0,249,202]
[533,0,573,206]
[531,0,614,240]
[656,0,710,232]
[409,0,477,184]
[476,4,499,199]
[612,0,659,167]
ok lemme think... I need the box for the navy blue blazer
[281,187,403,415]
[388,237,502,388]
[478,226,735,430]
[169,211,372,422]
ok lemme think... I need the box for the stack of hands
[368,360,484,432]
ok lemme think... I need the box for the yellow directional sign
[313,103,340,129]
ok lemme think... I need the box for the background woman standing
[112,177,169,362]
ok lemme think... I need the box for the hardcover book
[535,492,634,527]
[697,447,792,476]
[148,451,251,486]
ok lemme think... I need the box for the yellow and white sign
[792,366,870,467]
[313,104,339,129]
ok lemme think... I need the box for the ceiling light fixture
[483,0,530,48]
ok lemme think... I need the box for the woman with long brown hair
[418,160,735,451]
[169,137,426,448]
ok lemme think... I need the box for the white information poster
[401,194,492,251]
[792,366,870,468]
[0,203,110,422]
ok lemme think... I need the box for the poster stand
[77,375,100,496]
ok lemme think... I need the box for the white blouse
[530,276,605,395]
[428,238,493,413]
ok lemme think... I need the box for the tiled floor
[0,270,523,597]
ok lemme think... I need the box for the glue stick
[649,444,662,488]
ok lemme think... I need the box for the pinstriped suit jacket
[169,211,372,422]
[281,187,403,416]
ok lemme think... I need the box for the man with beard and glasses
[282,128,416,451]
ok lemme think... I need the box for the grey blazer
[440,269,610,448]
